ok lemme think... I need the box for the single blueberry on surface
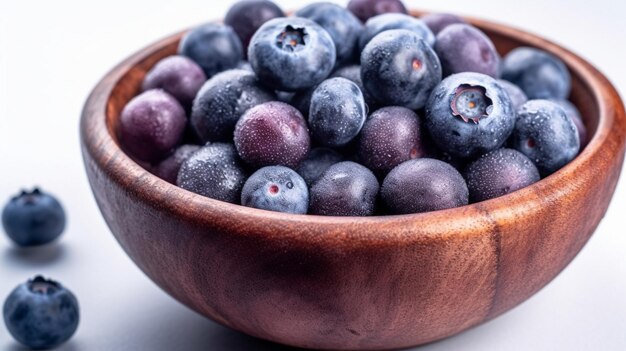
[234,101,311,168]
[498,79,528,111]
[177,143,248,203]
[190,69,276,142]
[510,100,580,176]
[141,55,207,111]
[425,72,515,158]
[435,24,500,78]
[421,13,466,35]
[465,148,540,202]
[241,166,309,214]
[153,145,200,184]
[382,158,469,214]
[2,188,66,247]
[359,107,426,174]
[179,23,243,78]
[347,0,407,23]
[3,276,79,350]
[248,17,336,91]
[501,47,571,99]
[361,29,442,110]
[225,0,285,52]
[309,161,379,216]
[118,89,187,163]
[359,13,435,51]
[551,99,588,146]
[309,77,367,147]
[295,3,363,65]
[296,148,344,186]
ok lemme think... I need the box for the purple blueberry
[248,17,336,91]
[309,161,379,216]
[421,13,466,35]
[141,55,207,111]
[551,99,588,146]
[177,143,248,203]
[118,89,187,163]
[225,0,285,52]
[498,79,528,111]
[510,100,580,176]
[501,47,571,99]
[347,0,408,23]
[358,107,426,174]
[309,77,367,147]
[465,148,540,202]
[296,148,344,186]
[425,72,515,158]
[153,145,200,184]
[361,29,442,110]
[359,13,435,52]
[435,24,500,78]
[241,166,309,214]
[190,69,276,142]
[178,23,243,78]
[234,101,310,168]
[381,158,469,214]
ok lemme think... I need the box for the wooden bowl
[80,11,626,350]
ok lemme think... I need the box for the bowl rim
[80,11,626,244]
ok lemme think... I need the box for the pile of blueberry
[119,0,585,216]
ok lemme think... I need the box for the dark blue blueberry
[425,72,515,158]
[190,69,276,142]
[347,0,407,23]
[309,77,366,147]
[296,148,344,186]
[551,99,588,146]
[435,24,500,78]
[361,29,441,110]
[225,0,285,52]
[248,17,336,91]
[501,47,571,100]
[358,107,426,174]
[510,100,580,176]
[309,161,379,216]
[178,23,243,78]
[498,79,528,111]
[295,3,363,65]
[142,55,207,111]
[2,188,66,247]
[359,13,435,52]
[465,148,540,202]
[234,101,310,168]
[331,65,378,110]
[381,158,469,214]
[177,143,248,203]
[3,276,79,350]
[153,145,200,184]
[290,85,317,118]
[241,166,309,214]
[421,13,466,35]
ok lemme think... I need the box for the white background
[1,1,625,350]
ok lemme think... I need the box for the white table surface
[1,1,625,350]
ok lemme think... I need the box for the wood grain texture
[80,11,626,350]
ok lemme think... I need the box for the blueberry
[295,3,363,65]
[435,24,500,78]
[177,143,248,203]
[142,55,207,111]
[501,47,571,99]
[551,99,588,146]
[248,17,336,91]
[359,13,435,52]
[425,72,515,158]
[290,86,317,118]
[421,13,466,35]
[381,158,469,214]
[190,69,276,142]
[331,65,378,110]
[3,276,79,350]
[118,89,187,163]
[347,0,407,23]
[359,107,426,174]
[465,148,540,202]
[361,30,441,110]
[234,101,310,168]
[296,147,344,186]
[498,79,528,111]
[225,0,285,53]
[178,23,243,78]
[153,145,200,184]
[2,188,66,247]
[241,166,309,214]
[510,100,580,176]
[309,77,367,147]
[309,161,379,216]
